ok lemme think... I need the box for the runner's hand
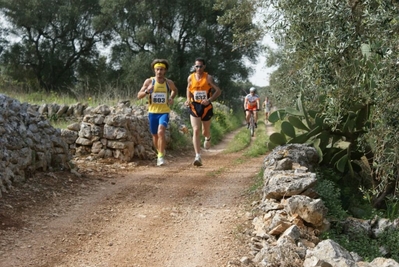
[146,85,154,94]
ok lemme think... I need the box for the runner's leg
[157,125,166,155]
[157,114,169,156]
[190,115,202,155]
[202,120,211,140]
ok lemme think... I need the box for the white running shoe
[193,155,202,166]
[204,137,211,149]
[157,157,165,166]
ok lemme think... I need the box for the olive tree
[100,0,260,103]
[261,0,399,209]
[0,0,112,92]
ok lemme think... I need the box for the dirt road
[0,128,267,267]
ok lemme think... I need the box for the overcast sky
[248,8,279,88]
[248,33,278,87]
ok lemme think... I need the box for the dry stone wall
[242,144,399,267]
[0,94,71,197]
[29,100,188,162]
[59,102,156,161]
[1,95,188,197]
[3,94,399,266]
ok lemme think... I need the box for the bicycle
[248,110,256,137]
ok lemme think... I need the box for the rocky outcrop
[240,144,399,267]
[0,94,71,197]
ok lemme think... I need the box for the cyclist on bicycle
[244,87,260,128]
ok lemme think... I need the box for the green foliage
[223,115,269,156]
[99,0,259,102]
[378,228,399,262]
[384,196,399,221]
[315,168,348,221]
[244,120,268,157]
[0,0,112,92]
[322,226,399,262]
[0,82,125,108]
[267,93,369,176]
[214,0,261,52]
[322,227,381,262]
[261,0,399,209]
[212,108,230,132]
[359,188,399,221]
[0,0,259,106]
[317,167,399,262]
[224,127,251,153]
[209,106,242,145]
[167,122,191,151]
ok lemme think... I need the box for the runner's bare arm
[169,80,178,99]
[137,79,153,99]
[207,75,222,102]
[167,79,178,105]
[185,76,193,106]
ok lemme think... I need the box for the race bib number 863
[152,93,167,104]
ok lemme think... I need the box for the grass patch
[1,84,134,108]
[50,118,74,129]
[224,127,251,153]
[208,107,243,146]
[248,168,264,194]
[224,118,270,155]
[243,120,269,157]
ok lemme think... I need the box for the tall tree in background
[0,0,261,105]
[101,0,260,100]
[0,0,112,92]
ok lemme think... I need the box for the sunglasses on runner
[195,65,203,68]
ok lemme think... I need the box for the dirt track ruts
[0,125,274,267]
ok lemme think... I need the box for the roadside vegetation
[256,0,399,261]
[1,0,399,263]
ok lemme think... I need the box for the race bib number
[193,91,207,101]
[152,93,167,104]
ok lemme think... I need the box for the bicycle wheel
[250,114,255,137]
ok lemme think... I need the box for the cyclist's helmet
[249,87,256,93]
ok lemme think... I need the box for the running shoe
[193,155,202,166]
[157,156,165,166]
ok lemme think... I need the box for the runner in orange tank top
[185,57,222,167]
